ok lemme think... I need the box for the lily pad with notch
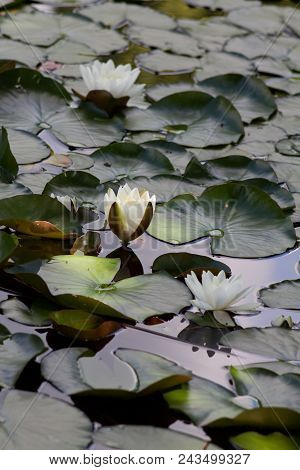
[7,255,192,321]
[0,389,93,449]
[41,347,192,397]
[125,92,244,148]
[1,297,56,327]
[147,182,296,258]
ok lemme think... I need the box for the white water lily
[185,270,259,313]
[104,183,156,243]
[80,59,145,107]
[50,194,78,213]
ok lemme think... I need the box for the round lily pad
[147,182,296,258]
[152,253,231,278]
[7,129,51,165]
[0,390,92,449]
[259,279,300,310]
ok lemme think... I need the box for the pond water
[0,0,299,451]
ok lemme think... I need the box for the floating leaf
[51,310,121,341]
[186,0,258,11]
[0,127,18,183]
[0,232,18,264]
[0,195,80,238]
[0,39,42,68]
[90,143,174,183]
[136,51,200,74]
[126,92,244,148]
[221,328,300,361]
[41,347,191,396]
[1,297,54,327]
[152,253,231,278]
[0,390,92,449]
[196,74,277,123]
[231,431,300,450]
[0,333,46,387]
[147,183,296,258]
[80,2,176,30]
[227,6,284,35]
[8,255,192,321]
[7,129,51,165]
[94,425,218,450]
[259,279,300,310]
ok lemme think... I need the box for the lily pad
[0,232,18,264]
[0,325,9,342]
[126,92,244,148]
[147,183,296,258]
[276,136,300,156]
[186,0,259,11]
[43,171,101,210]
[196,52,253,81]
[0,39,42,68]
[221,328,300,361]
[94,425,218,450]
[266,77,300,95]
[1,297,54,327]
[127,26,203,57]
[90,143,174,183]
[80,2,176,30]
[0,333,46,388]
[6,129,51,165]
[196,74,277,124]
[259,279,300,310]
[0,88,124,148]
[41,347,191,396]
[0,390,92,449]
[0,194,81,238]
[152,253,231,278]
[136,51,200,74]
[231,431,300,450]
[8,255,192,321]
[1,12,127,54]
[0,127,18,184]
[227,6,284,35]
[51,309,121,341]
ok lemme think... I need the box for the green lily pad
[126,92,244,148]
[221,328,300,361]
[276,136,300,156]
[196,52,253,81]
[231,431,300,450]
[0,181,31,198]
[141,140,194,172]
[1,297,54,326]
[14,173,53,195]
[235,361,300,376]
[277,95,300,117]
[164,376,244,427]
[0,88,124,148]
[1,12,127,53]
[51,309,121,341]
[0,325,10,342]
[46,39,97,65]
[94,425,218,450]
[80,2,176,29]
[6,129,51,165]
[43,171,101,210]
[0,390,92,449]
[266,77,300,96]
[0,39,42,68]
[0,333,46,388]
[0,127,18,184]
[0,194,81,238]
[136,51,200,74]
[152,253,231,278]
[231,366,300,415]
[227,6,284,35]
[196,74,277,124]
[259,279,300,310]
[127,26,203,57]
[165,368,300,429]
[147,183,296,258]
[8,255,192,321]
[0,232,18,264]
[242,179,295,211]
[185,155,278,183]
[225,34,297,61]
[270,161,300,192]
[41,347,191,397]
[90,143,174,183]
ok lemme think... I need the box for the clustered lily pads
[0,0,299,452]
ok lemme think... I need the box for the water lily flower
[104,183,156,244]
[79,60,145,114]
[185,270,259,313]
[50,194,78,213]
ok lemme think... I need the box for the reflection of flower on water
[185,270,259,313]
[104,183,156,244]
[80,59,146,109]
